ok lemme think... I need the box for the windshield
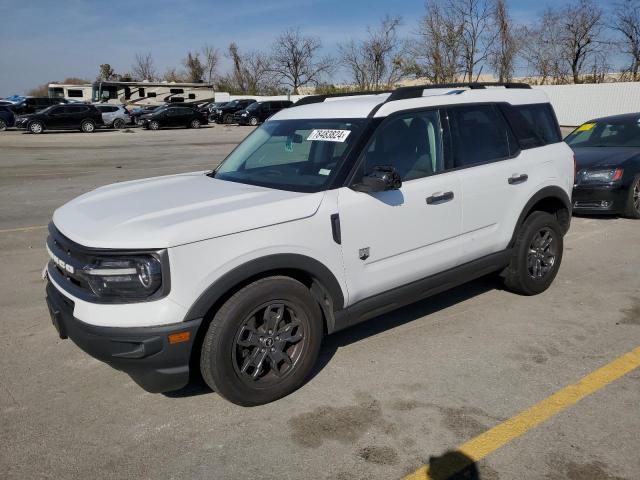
[246,102,261,112]
[213,119,367,192]
[566,118,640,148]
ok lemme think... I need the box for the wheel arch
[184,253,345,329]
[509,186,572,247]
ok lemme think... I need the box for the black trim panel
[183,253,345,321]
[46,282,201,393]
[509,186,572,246]
[330,249,512,333]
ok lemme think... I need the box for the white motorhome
[48,81,215,105]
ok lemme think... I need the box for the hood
[573,147,640,169]
[53,172,324,249]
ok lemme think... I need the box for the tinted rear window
[502,103,561,149]
[449,104,517,167]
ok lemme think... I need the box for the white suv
[44,83,574,406]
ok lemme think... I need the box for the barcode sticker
[307,129,351,142]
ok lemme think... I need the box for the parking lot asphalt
[1,127,639,480]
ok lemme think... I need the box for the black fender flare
[183,254,345,323]
[509,186,572,247]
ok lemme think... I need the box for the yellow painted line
[0,225,47,234]
[405,345,640,480]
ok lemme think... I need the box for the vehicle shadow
[426,450,482,479]
[166,274,498,399]
[309,274,498,382]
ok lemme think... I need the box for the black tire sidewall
[512,212,564,295]
[201,277,322,406]
[624,175,640,219]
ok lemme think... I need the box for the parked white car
[94,104,131,129]
[44,83,574,406]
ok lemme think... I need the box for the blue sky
[0,0,603,96]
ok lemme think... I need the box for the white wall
[214,92,305,103]
[533,82,640,126]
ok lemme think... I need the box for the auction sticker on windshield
[307,129,351,142]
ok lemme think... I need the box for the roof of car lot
[270,87,550,121]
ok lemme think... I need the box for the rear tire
[502,211,564,296]
[200,276,323,406]
[249,116,259,126]
[623,175,640,219]
[113,118,125,129]
[0,119,6,131]
[29,121,44,134]
[190,119,201,129]
[223,113,232,124]
[149,120,160,131]
[80,120,95,133]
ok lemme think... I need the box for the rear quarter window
[502,103,561,149]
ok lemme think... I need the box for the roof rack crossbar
[294,90,392,107]
[385,82,531,102]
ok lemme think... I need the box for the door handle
[508,174,528,185]
[426,191,454,204]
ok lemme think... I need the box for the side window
[188,93,196,100]
[49,106,64,115]
[360,110,445,181]
[448,104,516,168]
[67,89,83,98]
[503,103,561,148]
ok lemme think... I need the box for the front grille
[46,224,95,295]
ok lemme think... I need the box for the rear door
[446,104,528,263]
[338,109,463,304]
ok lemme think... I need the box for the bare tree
[523,9,570,84]
[612,0,640,80]
[411,0,464,83]
[96,63,116,81]
[340,15,408,91]
[226,42,273,94]
[163,67,186,83]
[201,45,220,84]
[488,0,520,82]
[269,27,334,94]
[183,52,205,82]
[451,0,495,82]
[562,0,606,83]
[132,52,156,81]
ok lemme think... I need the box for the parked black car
[566,113,640,219]
[131,105,162,125]
[139,105,208,130]
[211,99,256,124]
[0,105,15,131]
[14,104,104,134]
[10,97,68,115]
[232,100,294,126]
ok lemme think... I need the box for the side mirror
[352,165,402,193]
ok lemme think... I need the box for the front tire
[190,119,201,129]
[502,211,564,296]
[0,119,7,131]
[623,175,640,219]
[222,113,232,124]
[29,121,44,134]
[148,120,160,130]
[249,116,259,126]
[80,120,95,133]
[200,276,323,406]
[113,118,125,129]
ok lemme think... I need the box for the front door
[338,109,463,305]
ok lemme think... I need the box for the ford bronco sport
[44,83,574,406]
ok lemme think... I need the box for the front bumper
[45,281,202,393]
[572,184,628,214]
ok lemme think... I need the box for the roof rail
[294,90,392,107]
[385,82,531,102]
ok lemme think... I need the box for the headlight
[578,168,623,184]
[241,112,248,117]
[216,109,222,113]
[83,255,163,299]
